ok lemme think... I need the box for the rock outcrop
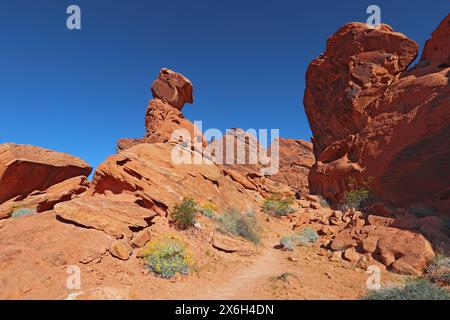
[304,15,450,212]
[269,138,315,197]
[118,68,204,151]
[0,143,91,219]
[91,143,260,214]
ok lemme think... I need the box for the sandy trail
[188,244,286,300]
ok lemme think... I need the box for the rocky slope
[304,14,450,214]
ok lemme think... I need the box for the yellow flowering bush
[142,236,194,279]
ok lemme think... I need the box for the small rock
[109,240,132,261]
[343,247,361,264]
[131,228,152,248]
[310,202,321,210]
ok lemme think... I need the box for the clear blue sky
[1,0,448,170]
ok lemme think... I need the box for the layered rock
[91,143,260,213]
[304,15,450,212]
[269,138,315,197]
[206,129,295,197]
[118,68,204,151]
[0,143,91,219]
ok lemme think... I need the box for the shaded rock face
[118,68,203,151]
[269,138,315,197]
[0,143,91,218]
[304,16,450,212]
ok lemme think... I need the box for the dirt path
[189,243,287,300]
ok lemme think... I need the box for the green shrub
[142,237,193,279]
[280,236,295,251]
[318,195,330,208]
[294,227,319,245]
[263,193,295,216]
[426,254,450,286]
[171,198,198,229]
[11,208,37,218]
[362,279,450,300]
[342,188,370,210]
[280,227,319,250]
[218,209,260,244]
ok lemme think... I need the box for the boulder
[151,68,193,110]
[0,143,91,205]
[54,196,159,239]
[0,175,89,219]
[361,225,435,275]
[304,16,450,214]
[212,233,253,255]
[109,240,133,261]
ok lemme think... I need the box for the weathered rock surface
[304,16,450,213]
[0,175,89,219]
[268,138,315,197]
[0,143,92,219]
[118,68,204,151]
[151,67,194,110]
[54,196,159,239]
[92,143,259,213]
[212,233,253,255]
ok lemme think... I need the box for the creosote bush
[142,236,193,279]
[280,227,319,250]
[218,209,260,244]
[341,177,373,210]
[171,198,198,229]
[362,279,450,300]
[263,193,295,216]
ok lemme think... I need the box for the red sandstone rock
[269,138,315,197]
[91,143,260,213]
[304,17,450,212]
[117,68,204,151]
[151,68,193,110]
[0,143,91,219]
[420,14,450,68]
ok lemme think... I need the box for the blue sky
[0,0,448,170]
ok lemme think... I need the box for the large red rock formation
[0,143,91,218]
[304,15,450,213]
[269,138,315,197]
[117,68,204,151]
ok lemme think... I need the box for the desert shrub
[426,254,450,286]
[317,195,330,208]
[142,237,193,279]
[171,198,198,229]
[409,205,435,218]
[280,227,319,250]
[362,279,450,300]
[199,201,218,220]
[10,208,37,218]
[263,193,295,216]
[294,227,319,245]
[342,188,370,210]
[280,236,295,251]
[340,177,374,210]
[218,209,260,244]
